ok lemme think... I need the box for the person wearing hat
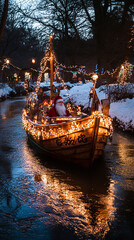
[47,96,71,118]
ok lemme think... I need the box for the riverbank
[0,81,134,133]
[60,81,134,133]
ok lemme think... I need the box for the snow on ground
[61,82,94,108]
[60,82,134,130]
[0,82,134,131]
[60,82,107,107]
[110,99,134,128]
[0,83,16,98]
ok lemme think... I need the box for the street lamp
[32,58,36,64]
[31,58,36,82]
[6,59,10,64]
[92,74,98,81]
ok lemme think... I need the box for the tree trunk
[93,0,108,72]
[0,0,9,42]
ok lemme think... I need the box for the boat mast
[91,74,98,113]
[50,35,53,102]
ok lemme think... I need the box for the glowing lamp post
[31,58,36,82]
[32,58,36,64]
[92,74,98,82]
[92,73,98,90]
[2,59,10,83]
[91,74,98,113]
[6,59,10,64]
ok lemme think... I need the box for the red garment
[47,106,71,117]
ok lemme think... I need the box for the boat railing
[28,116,82,126]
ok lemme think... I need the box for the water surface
[0,98,134,240]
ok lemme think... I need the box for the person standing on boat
[37,87,48,121]
[37,87,46,106]
[47,96,71,117]
[89,87,100,113]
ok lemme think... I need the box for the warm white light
[22,110,113,142]
[6,59,10,64]
[32,58,36,64]
[14,73,17,78]
[92,74,98,81]
[22,37,113,145]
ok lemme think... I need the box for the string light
[22,109,113,141]
[117,60,133,84]
[22,39,113,147]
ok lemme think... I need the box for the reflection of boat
[22,142,116,239]
[22,36,113,168]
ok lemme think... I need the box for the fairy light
[92,74,98,81]
[128,25,134,49]
[32,58,36,64]
[22,109,113,141]
[6,59,10,64]
[66,103,72,112]
[22,38,113,146]
[25,44,98,111]
[2,58,10,70]
[53,51,90,106]
[77,106,81,115]
[117,60,133,84]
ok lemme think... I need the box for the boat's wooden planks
[25,112,111,168]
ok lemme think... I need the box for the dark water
[0,98,134,240]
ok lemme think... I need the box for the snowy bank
[110,99,134,132]
[0,81,134,132]
[60,82,134,132]
[0,84,16,100]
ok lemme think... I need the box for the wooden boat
[22,36,113,168]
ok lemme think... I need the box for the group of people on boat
[28,83,110,124]
[29,86,72,123]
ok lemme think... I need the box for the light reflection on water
[21,141,117,239]
[0,98,134,239]
[108,133,134,192]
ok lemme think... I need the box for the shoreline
[0,82,134,134]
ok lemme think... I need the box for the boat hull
[28,134,106,168]
[24,114,110,168]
